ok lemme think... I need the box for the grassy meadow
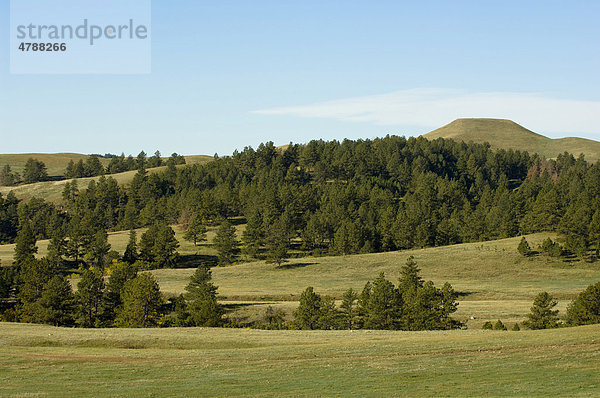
[1,322,599,397]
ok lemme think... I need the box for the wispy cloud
[253,89,600,136]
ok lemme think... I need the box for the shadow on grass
[176,254,218,268]
[276,262,316,270]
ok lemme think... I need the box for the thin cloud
[253,89,600,136]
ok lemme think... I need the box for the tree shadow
[276,262,316,270]
[175,254,218,268]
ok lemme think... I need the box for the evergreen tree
[482,321,493,330]
[242,210,264,258]
[340,288,358,329]
[293,286,323,330]
[87,230,111,268]
[360,273,402,330]
[17,259,55,321]
[523,291,559,329]
[115,273,163,328]
[100,261,138,326]
[0,164,18,186]
[493,319,507,330]
[23,158,48,183]
[265,216,290,266]
[566,282,600,326]
[33,275,75,326]
[517,237,532,256]
[184,265,224,326]
[398,256,423,295]
[511,322,521,331]
[213,220,239,265]
[183,215,207,246]
[122,230,138,264]
[153,223,180,268]
[75,269,105,327]
[14,222,37,266]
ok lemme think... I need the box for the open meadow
[1,322,599,397]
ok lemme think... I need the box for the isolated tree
[13,222,37,266]
[213,220,239,265]
[23,158,48,183]
[482,321,493,330]
[566,281,600,326]
[523,291,559,329]
[122,230,138,264]
[265,219,289,266]
[185,265,224,326]
[75,269,105,327]
[517,237,532,256]
[512,323,521,331]
[115,273,163,328]
[183,215,207,246]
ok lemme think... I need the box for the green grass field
[1,322,599,397]
[423,118,600,162]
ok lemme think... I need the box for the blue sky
[1,0,599,155]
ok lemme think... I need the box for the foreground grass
[0,322,599,397]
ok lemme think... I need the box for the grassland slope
[423,118,600,162]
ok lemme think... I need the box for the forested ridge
[1,135,598,258]
[2,135,600,329]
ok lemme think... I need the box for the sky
[1,0,599,156]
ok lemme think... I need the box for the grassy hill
[0,155,213,202]
[0,153,111,177]
[1,322,599,396]
[423,118,600,162]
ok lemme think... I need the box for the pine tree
[33,275,75,326]
[115,273,163,328]
[14,222,37,266]
[493,319,507,330]
[340,288,358,329]
[99,261,138,326]
[185,266,224,326]
[293,286,323,330]
[517,237,532,256]
[524,291,559,329]
[75,269,105,327]
[87,230,111,268]
[242,210,264,258]
[361,273,402,330]
[183,215,207,246]
[398,256,423,295]
[566,281,600,326]
[213,220,239,265]
[122,230,138,264]
[152,223,180,268]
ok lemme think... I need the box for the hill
[0,153,111,177]
[0,153,212,178]
[423,118,600,162]
[0,155,213,202]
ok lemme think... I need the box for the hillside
[0,155,213,202]
[423,118,600,162]
[0,153,212,178]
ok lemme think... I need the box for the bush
[482,321,493,330]
[511,322,520,331]
[517,237,532,256]
[493,320,507,331]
